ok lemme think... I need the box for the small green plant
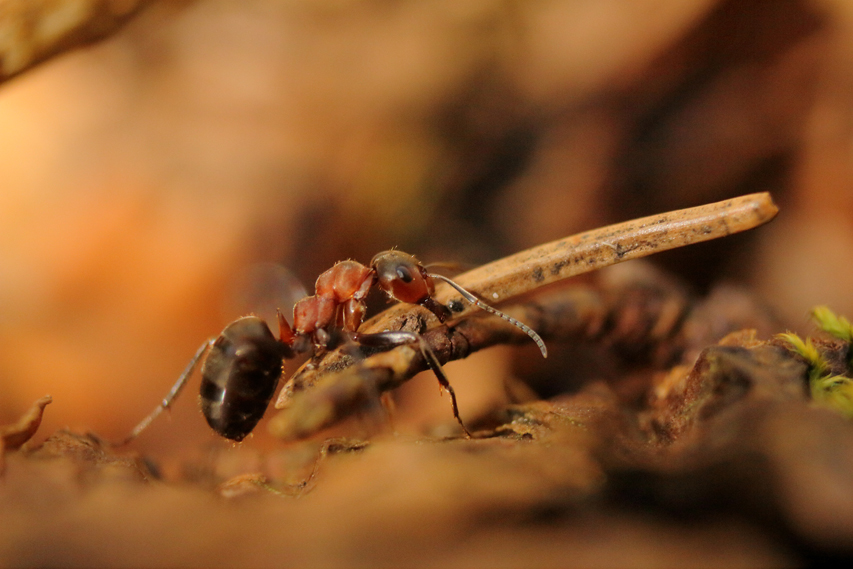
[812,305,853,364]
[778,306,853,419]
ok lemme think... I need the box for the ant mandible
[117,250,547,444]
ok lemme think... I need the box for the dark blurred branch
[0,0,155,85]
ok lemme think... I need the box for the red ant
[117,250,547,444]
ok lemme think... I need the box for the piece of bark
[34,429,154,475]
[607,333,853,558]
[643,343,809,444]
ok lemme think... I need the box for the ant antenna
[428,274,548,358]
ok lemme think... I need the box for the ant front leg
[355,331,473,438]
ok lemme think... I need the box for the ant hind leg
[110,339,214,447]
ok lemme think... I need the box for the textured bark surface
[4,263,852,566]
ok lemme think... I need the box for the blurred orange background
[2,0,852,462]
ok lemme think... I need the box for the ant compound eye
[448,299,464,313]
[396,266,414,283]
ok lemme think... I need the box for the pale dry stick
[275,192,778,414]
[415,191,777,321]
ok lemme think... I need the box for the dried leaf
[0,394,51,474]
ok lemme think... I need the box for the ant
[117,250,547,445]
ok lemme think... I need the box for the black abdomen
[199,316,284,441]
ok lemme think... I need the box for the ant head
[370,250,434,305]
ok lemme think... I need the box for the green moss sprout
[778,306,853,419]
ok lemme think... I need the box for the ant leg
[429,273,548,358]
[356,331,473,438]
[111,339,214,446]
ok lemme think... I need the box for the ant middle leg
[355,331,473,438]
